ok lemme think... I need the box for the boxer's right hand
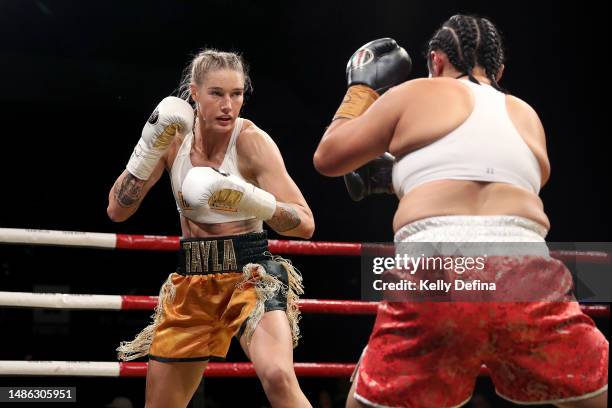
[334,38,412,121]
[344,153,395,201]
[126,97,194,180]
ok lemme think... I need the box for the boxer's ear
[190,83,198,102]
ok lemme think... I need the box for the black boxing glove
[343,153,395,201]
[347,38,413,93]
[334,38,412,120]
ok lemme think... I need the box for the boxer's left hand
[334,38,412,121]
[181,167,277,220]
[346,38,412,94]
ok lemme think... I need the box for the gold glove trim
[208,189,243,212]
[333,85,379,121]
[153,123,182,149]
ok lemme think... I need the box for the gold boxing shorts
[117,231,303,362]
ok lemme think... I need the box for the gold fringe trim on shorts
[116,274,176,361]
[238,253,304,348]
[273,254,304,348]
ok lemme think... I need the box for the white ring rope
[0,361,120,377]
[0,228,116,248]
[0,291,122,310]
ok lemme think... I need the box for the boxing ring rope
[0,290,607,378]
[0,291,608,318]
[0,227,361,255]
[1,228,610,262]
[0,361,497,378]
[0,361,356,378]
[0,227,609,381]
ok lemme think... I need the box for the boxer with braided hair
[427,14,506,91]
[315,14,607,408]
[477,17,505,91]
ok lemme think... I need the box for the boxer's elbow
[314,121,352,176]
[300,218,315,240]
[298,206,315,239]
[313,150,341,177]
[107,203,130,223]
[288,220,314,240]
[274,211,314,239]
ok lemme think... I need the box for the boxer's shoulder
[237,121,276,155]
[382,77,465,100]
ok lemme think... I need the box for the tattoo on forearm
[267,203,301,232]
[114,173,145,208]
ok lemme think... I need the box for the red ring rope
[1,228,609,263]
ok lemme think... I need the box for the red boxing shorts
[354,299,608,407]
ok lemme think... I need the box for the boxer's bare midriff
[393,179,549,233]
[180,215,262,239]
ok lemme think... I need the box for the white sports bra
[170,117,261,225]
[392,79,541,197]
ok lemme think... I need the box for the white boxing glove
[182,167,277,221]
[127,97,194,180]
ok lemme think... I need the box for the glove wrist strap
[333,85,379,121]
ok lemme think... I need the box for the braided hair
[426,14,506,92]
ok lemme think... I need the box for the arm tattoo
[114,173,146,208]
[267,203,301,232]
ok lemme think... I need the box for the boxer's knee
[260,364,296,393]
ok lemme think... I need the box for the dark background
[0,1,608,407]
